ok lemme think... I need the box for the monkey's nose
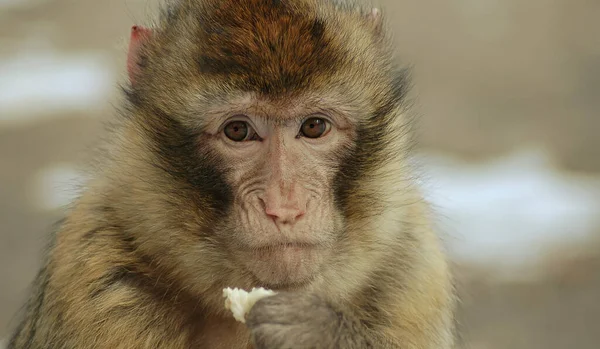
[262,201,306,224]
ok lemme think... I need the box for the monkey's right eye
[223,121,258,142]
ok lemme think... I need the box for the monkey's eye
[300,117,329,139]
[223,121,259,142]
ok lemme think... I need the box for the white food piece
[223,287,277,323]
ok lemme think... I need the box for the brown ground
[1,0,599,347]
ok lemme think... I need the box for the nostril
[264,206,305,224]
[265,211,278,222]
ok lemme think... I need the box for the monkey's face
[124,0,409,293]
[202,97,353,288]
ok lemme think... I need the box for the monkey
[8,0,456,348]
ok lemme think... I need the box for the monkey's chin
[240,245,325,289]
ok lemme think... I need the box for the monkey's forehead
[147,0,389,97]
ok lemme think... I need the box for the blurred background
[1,0,599,347]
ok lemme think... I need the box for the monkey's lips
[239,243,326,288]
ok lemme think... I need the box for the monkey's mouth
[250,243,319,265]
[253,242,317,253]
[238,243,326,288]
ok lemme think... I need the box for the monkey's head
[115,0,412,299]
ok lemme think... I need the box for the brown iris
[224,121,249,142]
[300,117,327,139]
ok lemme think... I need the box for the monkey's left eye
[223,121,259,142]
[300,117,329,139]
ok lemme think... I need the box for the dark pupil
[301,118,326,138]
[224,121,248,141]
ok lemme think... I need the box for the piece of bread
[223,287,277,323]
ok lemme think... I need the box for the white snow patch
[29,163,87,211]
[0,48,113,127]
[417,145,600,279]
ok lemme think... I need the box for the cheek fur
[141,109,234,217]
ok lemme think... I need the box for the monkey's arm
[9,227,198,349]
[246,292,391,348]
[10,283,194,349]
[246,284,454,349]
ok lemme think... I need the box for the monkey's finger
[247,292,333,327]
[250,324,285,349]
[246,302,297,327]
[250,323,316,349]
[246,292,298,325]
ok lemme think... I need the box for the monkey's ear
[127,25,152,85]
[365,8,383,35]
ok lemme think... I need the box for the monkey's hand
[246,292,373,349]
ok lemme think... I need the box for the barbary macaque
[8,0,456,348]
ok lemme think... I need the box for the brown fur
[9,1,456,348]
